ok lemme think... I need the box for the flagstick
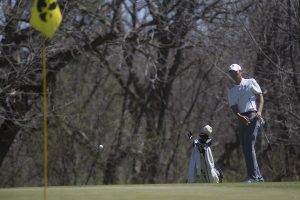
[42,36,48,200]
[30,1,62,197]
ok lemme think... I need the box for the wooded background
[0,0,299,187]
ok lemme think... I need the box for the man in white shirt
[227,64,264,183]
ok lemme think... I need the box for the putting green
[0,182,299,200]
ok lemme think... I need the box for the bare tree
[1,0,299,186]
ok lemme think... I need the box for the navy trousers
[238,112,263,180]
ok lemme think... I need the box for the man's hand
[256,111,262,120]
[256,111,265,125]
[238,114,250,125]
[231,105,251,126]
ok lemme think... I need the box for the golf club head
[206,138,212,146]
[185,131,193,140]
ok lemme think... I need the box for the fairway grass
[0,182,299,200]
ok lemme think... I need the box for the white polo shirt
[228,78,262,113]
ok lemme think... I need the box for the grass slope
[0,182,299,200]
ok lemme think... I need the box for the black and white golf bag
[187,134,223,183]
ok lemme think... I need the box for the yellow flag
[30,0,62,38]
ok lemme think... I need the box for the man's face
[229,70,242,82]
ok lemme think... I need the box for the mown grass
[0,182,299,200]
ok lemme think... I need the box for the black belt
[241,110,257,115]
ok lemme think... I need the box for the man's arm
[256,93,264,119]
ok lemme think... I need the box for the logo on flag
[30,0,62,38]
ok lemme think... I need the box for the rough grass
[0,182,299,200]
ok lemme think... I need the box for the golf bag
[187,134,223,183]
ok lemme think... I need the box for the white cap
[228,64,242,72]
[202,125,212,135]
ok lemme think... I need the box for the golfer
[227,64,264,183]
